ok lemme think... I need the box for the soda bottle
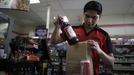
[58,16,79,45]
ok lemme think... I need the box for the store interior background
[0,0,134,75]
[1,0,134,36]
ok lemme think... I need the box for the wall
[99,14,134,36]
[99,14,134,25]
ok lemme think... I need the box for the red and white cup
[80,59,91,75]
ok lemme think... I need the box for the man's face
[84,10,100,29]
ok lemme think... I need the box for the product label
[64,26,77,39]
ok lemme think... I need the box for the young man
[51,1,115,75]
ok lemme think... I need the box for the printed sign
[35,26,48,38]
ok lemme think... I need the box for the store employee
[51,1,115,75]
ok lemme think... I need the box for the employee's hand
[87,40,102,54]
[53,16,63,27]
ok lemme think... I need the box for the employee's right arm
[51,19,64,44]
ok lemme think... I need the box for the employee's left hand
[87,40,102,54]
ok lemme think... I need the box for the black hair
[83,1,102,15]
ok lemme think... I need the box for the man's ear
[96,15,100,22]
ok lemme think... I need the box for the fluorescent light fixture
[30,0,40,4]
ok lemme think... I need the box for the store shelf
[114,55,134,57]
[114,45,134,47]
[0,59,42,75]
[112,38,134,75]
[49,43,67,75]
[114,61,134,63]
[113,67,134,71]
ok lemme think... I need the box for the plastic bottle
[58,16,79,45]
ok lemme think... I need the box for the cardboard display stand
[66,41,94,75]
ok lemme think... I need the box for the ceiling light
[30,0,40,4]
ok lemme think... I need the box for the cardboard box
[66,41,94,75]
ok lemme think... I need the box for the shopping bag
[66,41,94,75]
